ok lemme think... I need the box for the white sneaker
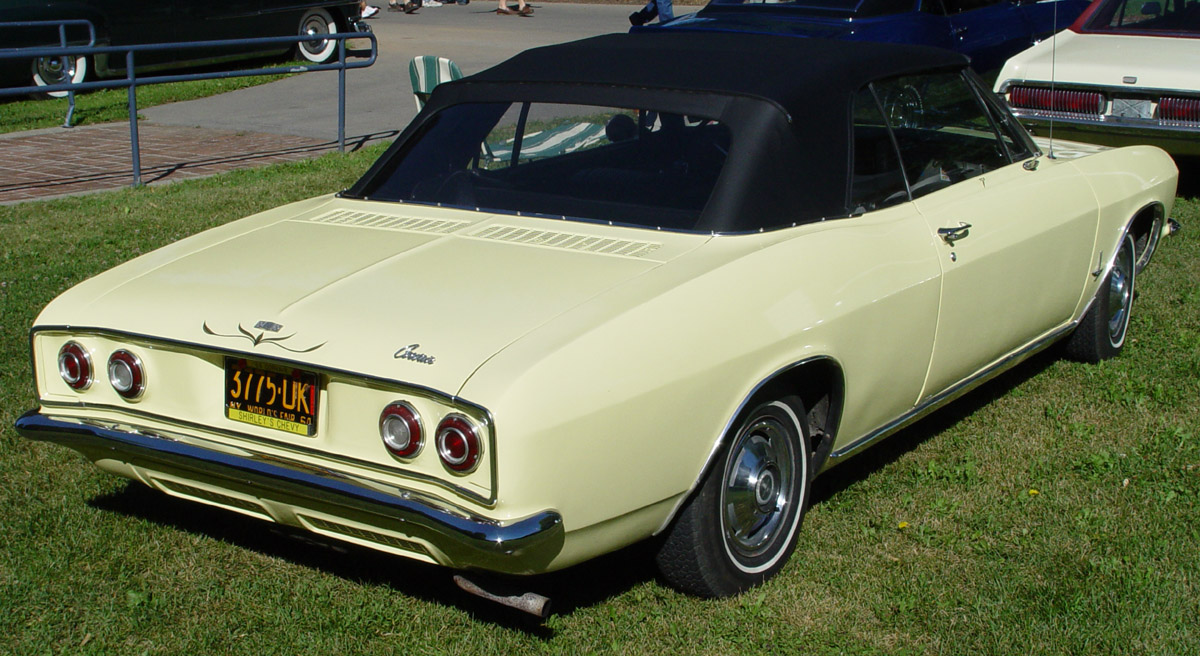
[424,0,443,6]
[362,4,381,17]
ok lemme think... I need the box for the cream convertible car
[17,33,1179,602]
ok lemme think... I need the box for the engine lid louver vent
[472,225,661,258]
[304,210,469,234]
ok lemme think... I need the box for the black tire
[296,8,338,64]
[656,396,811,597]
[31,54,88,99]
[1065,232,1136,363]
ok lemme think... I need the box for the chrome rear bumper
[1010,110,1200,157]
[15,410,563,574]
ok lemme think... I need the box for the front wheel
[31,54,88,99]
[296,8,338,64]
[656,396,811,597]
[1065,232,1136,363]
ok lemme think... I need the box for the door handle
[938,222,971,245]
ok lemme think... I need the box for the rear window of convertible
[354,102,733,231]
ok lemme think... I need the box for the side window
[851,87,908,212]
[872,71,1013,200]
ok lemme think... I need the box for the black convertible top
[465,32,965,124]
[352,33,973,231]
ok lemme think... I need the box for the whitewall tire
[31,54,88,99]
[297,8,338,64]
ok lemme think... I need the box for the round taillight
[380,402,422,459]
[437,414,482,474]
[58,342,92,390]
[107,350,144,399]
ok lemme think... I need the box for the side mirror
[1141,1,1162,15]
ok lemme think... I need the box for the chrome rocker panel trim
[15,410,564,575]
[831,210,1179,462]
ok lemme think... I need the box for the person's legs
[498,0,530,13]
[657,0,673,22]
[629,0,658,26]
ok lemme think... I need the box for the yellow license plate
[224,357,319,436]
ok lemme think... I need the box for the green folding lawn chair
[487,122,609,162]
[408,55,463,111]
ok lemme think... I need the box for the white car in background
[995,0,1200,156]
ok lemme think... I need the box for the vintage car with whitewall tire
[995,0,1200,156]
[0,0,365,98]
[15,33,1180,606]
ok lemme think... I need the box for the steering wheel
[883,85,924,129]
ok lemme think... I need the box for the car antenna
[1047,0,1059,159]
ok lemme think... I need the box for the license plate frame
[224,357,319,436]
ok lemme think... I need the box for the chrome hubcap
[722,416,796,559]
[301,17,330,53]
[34,56,75,85]
[1107,240,1134,344]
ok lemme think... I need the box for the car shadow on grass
[87,478,659,634]
[85,346,1062,633]
[1174,156,1200,200]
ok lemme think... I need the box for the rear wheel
[296,8,338,64]
[31,54,88,99]
[1065,232,1136,363]
[656,396,811,597]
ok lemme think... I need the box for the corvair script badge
[202,322,326,354]
[394,344,436,365]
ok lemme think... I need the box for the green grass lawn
[0,154,1196,655]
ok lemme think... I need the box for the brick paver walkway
[0,123,385,204]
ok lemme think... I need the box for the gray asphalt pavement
[142,3,640,140]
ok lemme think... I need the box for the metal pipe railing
[0,19,98,127]
[0,31,378,187]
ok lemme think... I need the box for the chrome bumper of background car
[1010,110,1200,156]
[14,410,563,574]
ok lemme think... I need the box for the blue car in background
[636,0,1091,75]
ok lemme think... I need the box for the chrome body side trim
[14,411,563,575]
